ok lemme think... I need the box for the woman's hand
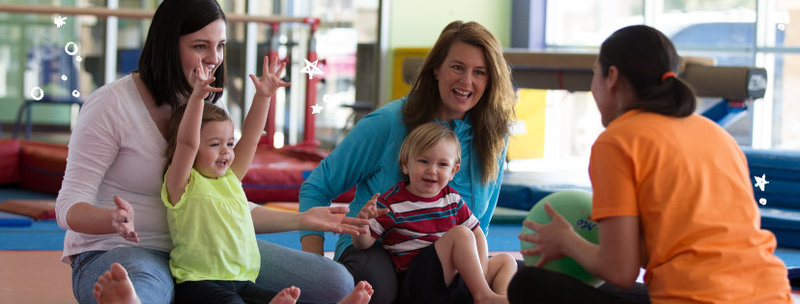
[298,206,370,236]
[189,57,223,100]
[355,193,388,220]
[111,196,139,242]
[518,202,574,267]
[249,55,290,99]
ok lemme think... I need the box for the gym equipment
[520,190,603,286]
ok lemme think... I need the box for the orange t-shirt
[590,110,791,303]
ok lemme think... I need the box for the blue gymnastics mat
[0,186,524,251]
[0,220,524,252]
[0,210,34,227]
[3,219,800,272]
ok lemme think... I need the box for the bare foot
[337,281,373,304]
[474,293,508,304]
[93,263,141,304]
[269,286,301,304]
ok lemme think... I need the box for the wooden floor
[0,250,76,304]
[4,249,798,303]
[0,250,520,304]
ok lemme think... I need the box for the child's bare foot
[269,286,300,304]
[337,281,373,304]
[93,263,140,304]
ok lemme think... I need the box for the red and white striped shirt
[370,182,479,271]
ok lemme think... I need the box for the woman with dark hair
[56,1,366,303]
[298,20,516,303]
[507,25,791,303]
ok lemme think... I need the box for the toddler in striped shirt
[352,122,517,304]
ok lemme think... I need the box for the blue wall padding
[754,179,800,210]
[497,184,590,210]
[761,208,800,249]
[742,148,800,249]
[0,210,33,227]
[743,148,800,182]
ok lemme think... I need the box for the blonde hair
[398,122,461,181]
[403,20,515,184]
[163,102,231,174]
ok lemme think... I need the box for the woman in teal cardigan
[299,20,516,303]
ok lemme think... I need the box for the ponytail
[630,72,696,117]
[600,25,697,118]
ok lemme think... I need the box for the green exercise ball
[520,190,603,286]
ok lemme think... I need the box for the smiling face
[402,139,461,198]
[434,41,488,121]
[194,120,235,178]
[179,19,226,87]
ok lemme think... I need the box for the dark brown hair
[598,25,696,117]
[138,0,226,110]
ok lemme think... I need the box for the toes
[110,263,128,281]
[93,283,103,301]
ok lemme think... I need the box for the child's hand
[518,202,573,266]
[111,196,139,242]
[189,57,223,100]
[356,193,389,220]
[249,55,290,99]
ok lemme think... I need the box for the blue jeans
[71,247,173,304]
[71,240,354,304]
[255,240,354,302]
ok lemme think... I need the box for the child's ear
[450,163,460,180]
[401,163,409,175]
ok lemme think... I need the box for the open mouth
[215,159,229,167]
[453,88,472,100]
[422,178,437,185]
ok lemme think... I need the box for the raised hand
[189,57,223,100]
[298,206,370,236]
[249,55,290,99]
[356,193,388,220]
[111,196,139,242]
[518,202,572,267]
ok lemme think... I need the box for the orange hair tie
[661,71,676,82]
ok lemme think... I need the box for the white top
[56,75,172,262]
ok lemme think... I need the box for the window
[540,0,799,158]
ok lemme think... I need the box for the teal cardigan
[299,97,507,259]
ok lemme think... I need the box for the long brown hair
[403,21,515,184]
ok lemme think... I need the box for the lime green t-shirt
[161,168,260,283]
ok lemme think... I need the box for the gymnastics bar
[403,50,767,101]
[0,3,325,148]
[0,3,311,24]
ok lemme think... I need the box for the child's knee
[446,225,474,239]
[491,253,517,267]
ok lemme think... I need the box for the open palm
[249,55,290,99]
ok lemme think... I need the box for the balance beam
[403,50,767,101]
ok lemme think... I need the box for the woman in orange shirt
[508,25,791,303]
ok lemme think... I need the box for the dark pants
[396,245,472,304]
[340,244,650,304]
[175,280,334,304]
[175,280,278,304]
[508,267,651,304]
[339,243,398,304]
